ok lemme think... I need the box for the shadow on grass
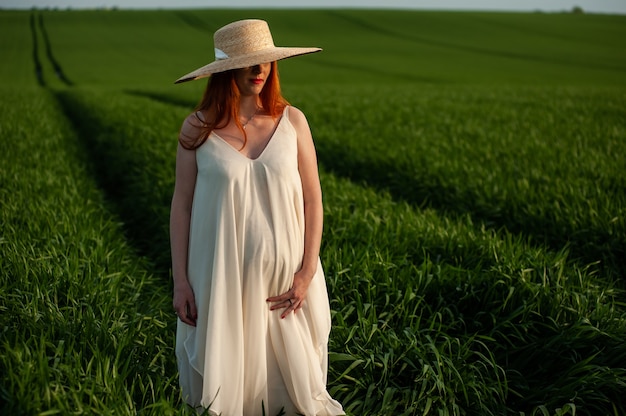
[308,57,443,84]
[49,87,626,415]
[56,84,626,283]
[125,89,196,109]
[53,90,173,276]
[98,87,625,281]
[315,139,626,280]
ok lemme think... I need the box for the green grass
[299,84,626,276]
[1,7,625,416]
[0,87,184,414]
[14,8,626,88]
[320,172,625,415]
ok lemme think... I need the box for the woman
[170,19,344,415]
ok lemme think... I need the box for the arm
[294,107,324,283]
[267,107,324,318]
[170,115,201,326]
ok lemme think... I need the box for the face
[234,63,272,97]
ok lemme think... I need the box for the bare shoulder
[287,106,310,130]
[288,106,318,166]
[179,111,207,146]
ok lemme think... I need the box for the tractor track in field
[326,10,626,74]
[30,11,73,87]
[25,9,626,280]
[106,87,626,279]
[27,11,171,275]
[174,10,216,34]
[29,13,44,86]
[125,89,196,109]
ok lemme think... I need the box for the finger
[266,293,289,303]
[184,301,197,325]
[179,314,197,327]
[280,299,299,319]
[269,299,291,311]
[187,300,198,321]
[176,309,197,327]
[266,290,293,303]
[281,304,296,319]
[174,302,197,326]
[280,304,292,319]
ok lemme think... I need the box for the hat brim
[174,47,321,84]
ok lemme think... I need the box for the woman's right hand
[173,280,198,326]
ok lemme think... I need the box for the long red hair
[180,61,289,150]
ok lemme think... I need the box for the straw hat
[175,19,321,83]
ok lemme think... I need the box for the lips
[251,78,264,84]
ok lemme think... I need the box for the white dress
[176,106,344,416]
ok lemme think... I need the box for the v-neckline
[211,112,286,162]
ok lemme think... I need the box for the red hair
[180,61,289,150]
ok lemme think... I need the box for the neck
[240,96,260,116]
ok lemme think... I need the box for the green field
[1,7,625,416]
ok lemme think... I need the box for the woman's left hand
[266,269,313,319]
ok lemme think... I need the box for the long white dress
[176,106,344,416]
